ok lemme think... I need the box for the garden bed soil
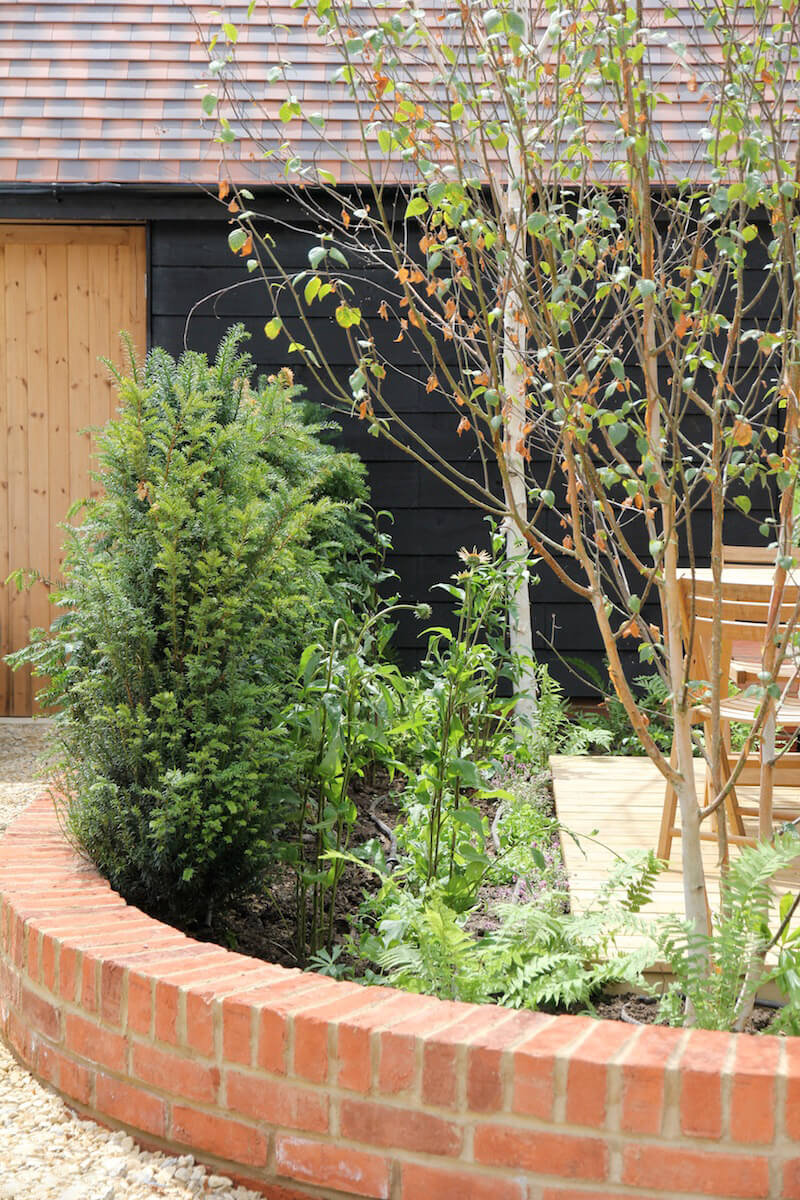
[186,772,401,970]
[158,772,784,1036]
[593,992,779,1034]
[182,768,549,970]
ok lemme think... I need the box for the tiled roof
[0,1,768,187]
[0,1,252,184]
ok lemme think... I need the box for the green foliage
[211,0,800,969]
[284,601,422,960]
[9,328,376,924]
[376,894,488,1002]
[384,538,525,904]
[657,832,800,1031]
[370,850,662,1010]
[526,663,614,765]
[484,757,568,906]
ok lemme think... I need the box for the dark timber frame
[0,185,773,696]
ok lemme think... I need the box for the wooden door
[0,224,147,716]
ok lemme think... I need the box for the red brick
[620,1025,682,1135]
[465,1011,540,1113]
[337,1022,375,1095]
[0,959,20,1011]
[423,1038,458,1108]
[41,934,57,992]
[100,961,126,1027]
[565,1020,633,1129]
[65,1013,126,1073]
[340,1097,462,1156]
[132,1042,220,1104]
[36,1043,93,1106]
[785,1041,800,1141]
[150,956,252,991]
[275,1135,389,1199]
[623,1144,769,1197]
[127,972,152,1037]
[25,925,40,980]
[154,979,180,1045]
[171,1106,267,1167]
[292,986,375,1084]
[730,1035,779,1145]
[185,991,215,1058]
[5,1010,31,1060]
[20,984,61,1041]
[11,914,25,967]
[96,1074,167,1138]
[401,1163,525,1200]
[376,998,444,1096]
[226,1070,328,1133]
[35,1041,60,1088]
[254,978,340,1076]
[222,995,256,1066]
[541,1191,632,1200]
[335,992,412,1094]
[60,1054,95,1106]
[81,953,99,1013]
[474,1124,607,1181]
[782,1159,800,1199]
[59,944,79,1002]
[679,1029,731,1140]
[511,1015,587,1119]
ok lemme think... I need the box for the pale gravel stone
[0,723,264,1200]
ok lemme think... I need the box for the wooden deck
[551,755,800,968]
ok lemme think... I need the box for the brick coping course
[1,795,799,1199]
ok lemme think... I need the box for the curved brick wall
[1,797,799,1200]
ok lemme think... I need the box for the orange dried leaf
[218,179,230,202]
[733,419,753,446]
[457,416,471,436]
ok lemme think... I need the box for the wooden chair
[658,576,800,861]
[722,544,777,565]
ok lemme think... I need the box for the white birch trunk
[501,8,537,729]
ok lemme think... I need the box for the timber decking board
[0,224,146,715]
[551,754,800,966]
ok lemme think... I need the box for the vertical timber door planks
[5,242,29,716]
[0,224,147,716]
[26,242,50,696]
[47,243,70,590]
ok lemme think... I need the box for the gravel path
[0,722,262,1200]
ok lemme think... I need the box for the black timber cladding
[0,187,777,696]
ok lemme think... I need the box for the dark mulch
[186,772,401,969]
[169,773,786,1036]
[593,992,779,1034]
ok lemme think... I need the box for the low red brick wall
[1,796,798,1199]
